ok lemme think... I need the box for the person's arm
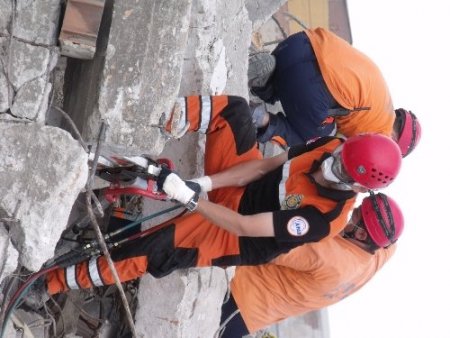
[160,170,331,244]
[196,198,274,237]
[192,151,288,192]
[158,168,276,237]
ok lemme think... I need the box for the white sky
[328,1,450,338]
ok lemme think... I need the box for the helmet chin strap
[329,182,354,191]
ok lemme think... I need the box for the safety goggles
[344,208,377,248]
[322,145,358,190]
[331,146,354,184]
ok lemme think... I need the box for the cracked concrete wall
[0,0,61,122]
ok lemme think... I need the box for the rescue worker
[45,95,402,295]
[249,27,422,157]
[220,192,404,337]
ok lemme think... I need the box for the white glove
[163,173,196,204]
[189,176,212,192]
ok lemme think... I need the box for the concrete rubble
[0,0,289,337]
[0,123,88,272]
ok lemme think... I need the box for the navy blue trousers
[253,31,337,146]
[219,293,249,338]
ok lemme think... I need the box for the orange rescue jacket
[305,28,395,137]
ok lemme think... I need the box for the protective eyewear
[345,209,377,248]
[329,145,362,190]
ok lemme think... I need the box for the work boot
[165,99,190,139]
[248,52,276,88]
[249,102,269,129]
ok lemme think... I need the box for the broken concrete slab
[135,268,233,338]
[9,39,58,91]
[13,0,61,45]
[10,76,52,120]
[245,0,288,30]
[0,123,88,271]
[63,0,193,157]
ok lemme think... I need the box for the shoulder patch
[281,194,303,210]
[287,216,310,237]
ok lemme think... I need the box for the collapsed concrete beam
[63,0,193,157]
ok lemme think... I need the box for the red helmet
[361,192,404,248]
[341,134,402,189]
[394,108,422,157]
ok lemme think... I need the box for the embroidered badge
[287,216,310,237]
[281,194,303,210]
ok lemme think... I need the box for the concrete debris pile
[0,0,287,337]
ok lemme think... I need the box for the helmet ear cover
[394,109,406,135]
[395,108,421,157]
[361,192,404,248]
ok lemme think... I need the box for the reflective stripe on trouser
[166,95,215,135]
[47,95,261,294]
[47,256,148,295]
